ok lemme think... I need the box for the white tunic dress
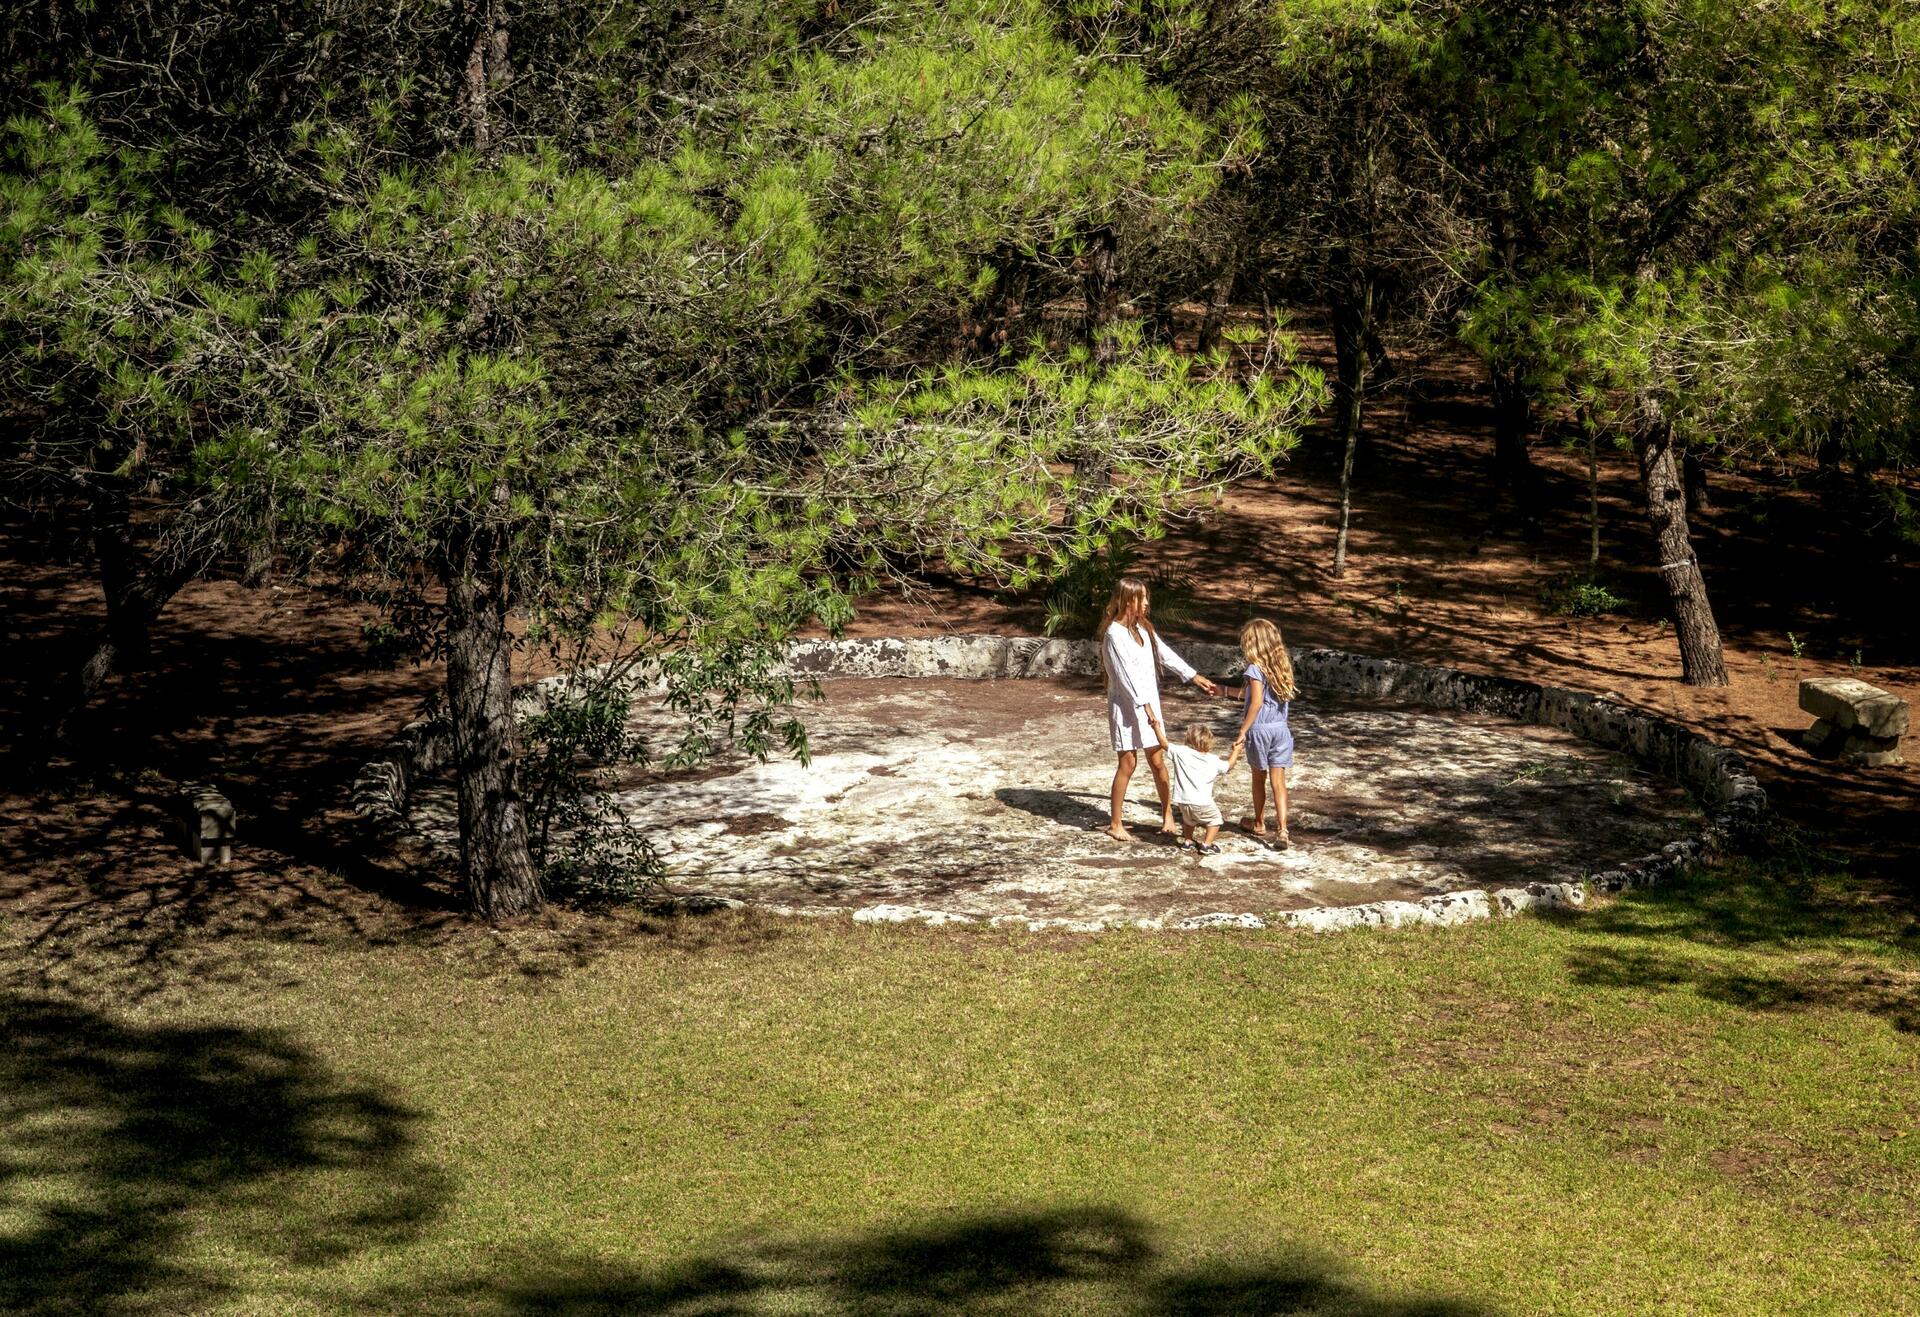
[1102,621,1197,751]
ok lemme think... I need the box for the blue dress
[1241,663,1294,769]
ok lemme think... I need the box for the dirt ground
[406,677,1700,926]
[2,335,1914,969]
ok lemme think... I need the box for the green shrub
[358,620,408,670]
[1540,572,1630,618]
[520,676,662,904]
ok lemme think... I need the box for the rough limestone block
[1803,716,1905,766]
[176,784,236,864]
[1174,912,1267,930]
[1278,905,1367,933]
[1420,890,1492,926]
[851,904,975,926]
[1276,892,1492,933]
[1800,677,1909,738]
[994,915,1106,933]
[1495,882,1587,917]
[1368,900,1438,929]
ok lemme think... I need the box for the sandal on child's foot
[1238,816,1270,838]
[1272,830,1292,851]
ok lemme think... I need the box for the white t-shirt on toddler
[1165,744,1231,807]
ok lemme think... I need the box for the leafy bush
[358,620,408,670]
[1875,483,1920,551]
[520,675,660,904]
[1540,572,1630,618]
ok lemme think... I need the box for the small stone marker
[176,783,237,864]
[1799,677,1907,767]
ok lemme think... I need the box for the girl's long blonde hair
[1238,617,1296,700]
[1098,576,1161,686]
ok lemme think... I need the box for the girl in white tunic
[1099,577,1220,841]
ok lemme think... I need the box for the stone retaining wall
[353,634,1767,931]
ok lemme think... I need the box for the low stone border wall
[353,634,1767,932]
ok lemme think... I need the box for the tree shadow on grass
[0,992,451,1315]
[1563,856,1920,1033]
[361,1206,1492,1315]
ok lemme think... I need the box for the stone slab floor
[411,677,1705,927]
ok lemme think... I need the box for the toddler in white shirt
[1164,724,1241,854]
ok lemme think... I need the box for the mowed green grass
[3,860,1917,1315]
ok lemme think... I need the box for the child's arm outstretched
[1224,741,1243,773]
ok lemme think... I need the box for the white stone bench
[1800,677,1907,767]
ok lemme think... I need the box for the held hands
[1191,675,1222,697]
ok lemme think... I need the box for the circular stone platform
[406,675,1704,929]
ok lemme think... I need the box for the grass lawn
[3,858,1917,1315]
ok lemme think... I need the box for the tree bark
[973,250,1030,356]
[1330,288,1370,578]
[1583,412,1601,572]
[1082,226,1122,370]
[47,479,192,744]
[1637,423,1728,686]
[1363,326,1395,385]
[1072,227,1123,491]
[461,0,497,153]
[443,554,541,918]
[440,5,540,916]
[1682,447,1711,514]
[1195,257,1236,357]
[53,570,189,744]
[1488,363,1543,540]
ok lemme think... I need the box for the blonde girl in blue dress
[1230,617,1297,848]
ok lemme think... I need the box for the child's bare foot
[1106,825,1137,843]
[1158,818,1180,837]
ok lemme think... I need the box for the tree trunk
[1637,423,1728,686]
[1082,226,1121,370]
[1195,258,1236,357]
[1584,414,1601,572]
[443,557,542,918]
[1488,363,1543,540]
[460,0,506,154]
[973,251,1030,356]
[47,479,192,744]
[1072,227,1123,492]
[53,570,189,744]
[1363,325,1395,385]
[1330,289,1370,578]
[1683,447,1711,514]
